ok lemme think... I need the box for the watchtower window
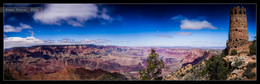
[235,46,237,48]
[235,29,238,31]
[236,39,238,42]
[239,10,241,14]
[230,39,232,41]
[235,11,237,14]
[244,11,246,14]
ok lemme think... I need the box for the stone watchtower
[226,6,252,55]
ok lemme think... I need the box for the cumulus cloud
[156,35,173,38]
[44,40,55,43]
[89,39,111,44]
[80,39,91,43]
[180,19,217,30]
[79,39,111,44]
[56,38,111,44]
[33,4,113,27]
[4,23,32,32]
[177,32,192,35]
[4,36,45,49]
[171,15,217,30]
[58,38,77,43]
[99,8,113,21]
[4,36,112,49]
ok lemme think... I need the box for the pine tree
[202,55,229,80]
[139,49,168,80]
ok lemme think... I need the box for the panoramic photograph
[3,4,256,80]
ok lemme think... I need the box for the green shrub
[247,62,256,70]
[202,56,229,80]
[98,74,121,80]
[231,50,237,55]
[190,68,193,73]
[233,58,243,68]
[4,69,16,80]
[180,73,185,77]
[186,70,190,73]
[242,62,256,79]
[249,37,256,55]
[247,73,256,78]
[243,70,256,79]
[220,49,228,57]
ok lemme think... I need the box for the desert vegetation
[139,49,168,80]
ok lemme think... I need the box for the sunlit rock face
[4,44,219,80]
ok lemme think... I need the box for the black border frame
[1,0,259,84]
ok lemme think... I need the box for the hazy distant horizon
[4,43,226,50]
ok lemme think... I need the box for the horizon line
[4,44,226,49]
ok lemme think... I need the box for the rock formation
[4,44,218,80]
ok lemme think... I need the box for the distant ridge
[4,44,225,50]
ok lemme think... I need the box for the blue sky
[3,4,256,48]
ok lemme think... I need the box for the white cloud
[99,8,113,21]
[89,39,111,44]
[4,36,45,49]
[33,4,113,27]
[171,15,217,30]
[80,39,92,43]
[55,38,111,44]
[80,39,111,44]
[58,38,79,43]
[67,20,84,27]
[156,35,173,38]
[4,23,32,32]
[177,32,192,35]
[4,36,112,49]
[44,40,55,43]
[171,15,187,21]
[180,19,217,30]
[28,30,34,36]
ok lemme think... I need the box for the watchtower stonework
[226,6,252,55]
